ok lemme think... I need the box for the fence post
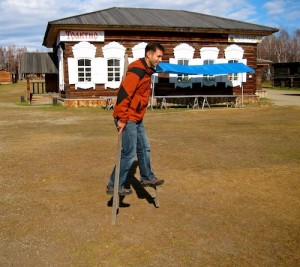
[26,75,30,104]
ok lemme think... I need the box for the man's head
[145,43,164,68]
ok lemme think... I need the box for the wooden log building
[0,69,13,84]
[19,52,58,104]
[273,62,300,88]
[40,7,278,106]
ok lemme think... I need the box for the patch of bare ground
[0,82,299,266]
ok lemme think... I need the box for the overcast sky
[0,0,299,51]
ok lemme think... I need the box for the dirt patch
[0,83,299,266]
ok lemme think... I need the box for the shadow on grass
[127,161,157,207]
[107,161,156,208]
[107,196,130,208]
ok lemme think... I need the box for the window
[224,45,246,86]
[78,59,92,82]
[178,59,189,65]
[203,59,215,81]
[228,59,239,81]
[170,43,195,87]
[102,42,125,89]
[107,59,121,82]
[68,41,107,90]
[177,59,189,81]
[200,47,219,85]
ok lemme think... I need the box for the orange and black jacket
[113,58,155,123]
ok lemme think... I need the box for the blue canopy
[156,62,255,75]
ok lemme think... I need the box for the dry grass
[0,82,299,266]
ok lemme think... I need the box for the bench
[153,95,243,109]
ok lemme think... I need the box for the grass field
[1,82,299,266]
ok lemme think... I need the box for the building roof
[43,7,278,47]
[257,58,273,65]
[20,53,58,74]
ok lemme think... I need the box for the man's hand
[117,121,126,134]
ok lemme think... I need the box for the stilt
[112,133,122,225]
[152,186,160,208]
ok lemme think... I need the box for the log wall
[61,30,258,99]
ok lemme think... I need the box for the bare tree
[258,28,300,63]
[291,29,300,62]
[0,47,7,70]
[0,45,28,81]
[258,34,277,61]
[276,30,291,62]
[257,28,300,82]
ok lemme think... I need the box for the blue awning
[156,62,255,75]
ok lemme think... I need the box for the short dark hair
[145,42,164,55]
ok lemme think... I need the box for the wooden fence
[26,75,46,103]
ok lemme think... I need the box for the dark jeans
[108,120,155,188]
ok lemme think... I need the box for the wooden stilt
[153,186,160,208]
[112,133,122,225]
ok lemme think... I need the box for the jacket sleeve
[115,70,141,123]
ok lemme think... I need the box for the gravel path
[265,89,300,107]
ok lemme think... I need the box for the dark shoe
[141,178,164,187]
[107,197,131,207]
[106,186,133,196]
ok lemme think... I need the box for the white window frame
[68,41,96,89]
[132,42,147,59]
[102,42,126,89]
[107,58,121,83]
[57,45,65,91]
[177,59,189,81]
[78,58,92,83]
[170,43,195,88]
[203,59,215,83]
[67,41,107,89]
[189,58,203,84]
[200,47,219,86]
[228,59,239,81]
[225,44,245,87]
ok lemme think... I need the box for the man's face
[146,49,163,67]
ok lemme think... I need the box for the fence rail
[26,76,46,103]
[30,79,46,94]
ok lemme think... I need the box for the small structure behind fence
[20,53,58,104]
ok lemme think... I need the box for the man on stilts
[106,42,165,196]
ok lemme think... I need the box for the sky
[0,0,299,51]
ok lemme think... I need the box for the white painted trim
[58,46,65,91]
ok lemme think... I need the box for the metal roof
[43,7,278,47]
[49,7,277,31]
[20,53,58,74]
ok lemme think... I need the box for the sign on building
[58,30,105,43]
[228,34,262,43]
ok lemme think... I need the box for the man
[106,43,165,196]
